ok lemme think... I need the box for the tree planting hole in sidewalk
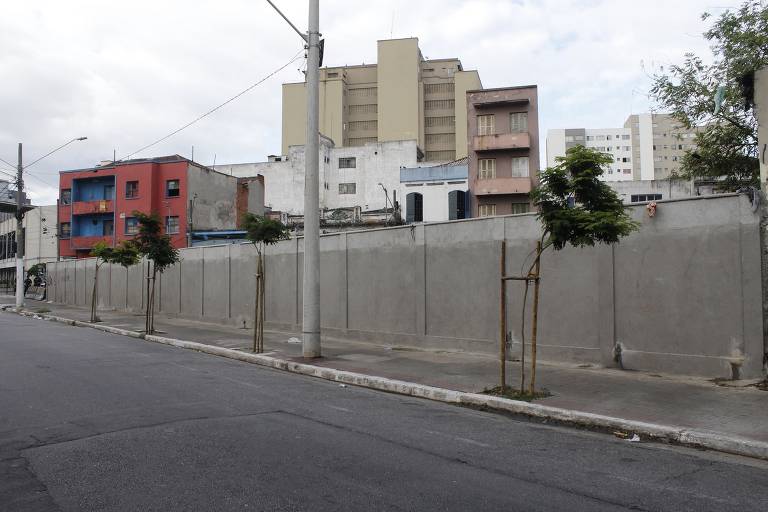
[483,386,552,402]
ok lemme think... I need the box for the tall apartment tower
[547,113,700,181]
[282,38,482,162]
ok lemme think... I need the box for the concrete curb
[5,305,768,461]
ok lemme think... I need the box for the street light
[378,183,394,224]
[13,136,87,309]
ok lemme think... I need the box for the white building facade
[215,138,421,216]
[547,114,700,182]
[399,159,469,223]
[0,204,58,291]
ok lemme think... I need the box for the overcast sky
[0,0,742,205]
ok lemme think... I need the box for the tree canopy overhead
[650,0,768,189]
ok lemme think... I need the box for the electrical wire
[119,48,305,161]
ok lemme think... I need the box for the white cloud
[0,0,744,204]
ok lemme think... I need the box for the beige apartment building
[623,113,701,180]
[282,38,482,162]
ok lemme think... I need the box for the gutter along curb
[5,305,767,461]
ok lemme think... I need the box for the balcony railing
[472,132,530,152]
[474,177,532,195]
[69,235,114,250]
[72,199,114,215]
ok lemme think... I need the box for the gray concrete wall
[186,164,239,230]
[46,194,765,379]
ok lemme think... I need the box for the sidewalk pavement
[3,295,767,447]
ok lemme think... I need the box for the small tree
[131,211,180,334]
[242,213,290,353]
[89,241,140,322]
[508,146,639,394]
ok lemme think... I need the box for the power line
[119,49,305,161]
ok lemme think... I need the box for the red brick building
[58,155,263,258]
[467,85,539,217]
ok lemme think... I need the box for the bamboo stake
[530,240,542,394]
[499,240,506,391]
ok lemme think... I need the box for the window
[59,222,71,239]
[406,192,423,223]
[477,115,495,135]
[596,135,606,141]
[509,112,528,132]
[425,99,455,110]
[511,157,529,177]
[166,216,180,234]
[621,157,630,163]
[622,134,630,140]
[478,159,496,179]
[623,169,632,174]
[339,183,356,194]
[630,194,662,202]
[103,220,114,236]
[61,189,72,205]
[338,157,356,168]
[678,144,683,150]
[606,135,612,140]
[166,179,180,197]
[510,203,529,214]
[125,181,139,199]
[125,217,139,235]
[623,146,631,151]
[479,204,496,217]
[586,136,594,141]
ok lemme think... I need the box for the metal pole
[15,143,24,309]
[302,0,321,358]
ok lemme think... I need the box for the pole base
[302,331,321,358]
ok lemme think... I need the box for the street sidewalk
[4,295,767,447]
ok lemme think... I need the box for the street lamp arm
[265,0,309,42]
[24,137,87,171]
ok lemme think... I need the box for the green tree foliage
[242,213,291,253]
[132,211,180,273]
[26,263,46,279]
[242,213,290,353]
[650,0,768,189]
[531,145,640,251]
[131,211,180,333]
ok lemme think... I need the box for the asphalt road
[2,312,767,512]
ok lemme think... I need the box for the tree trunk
[529,240,542,394]
[259,252,265,353]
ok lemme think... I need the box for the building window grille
[125,217,139,235]
[338,157,356,169]
[166,216,180,234]
[339,183,356,194]
[630,194,662,202]
[509,112,528,133]
[426,116,455,127]
[166,179,180,198]
[510,203,530,214]
[511,157,529,177]
[478,159,496,179]
[477,115,495,136]
[60,222,71,239]
[425,99,455,110]
[125,181,139,199]
[478,204,496,217]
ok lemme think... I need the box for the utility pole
[266,0,321,357]
[15,143,24,309]
[303,0,321,358]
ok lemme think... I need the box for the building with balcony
[58,155,264,258]
[467,85,540,217]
